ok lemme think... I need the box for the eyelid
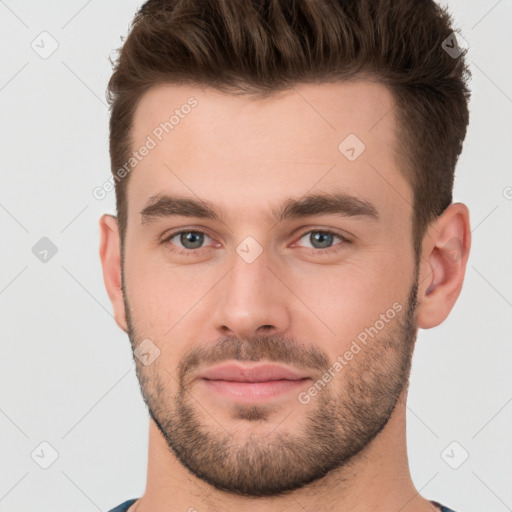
[291,228,348,250]
[160,224,212,240]
[161,227,350,253]
[161,228,217,251]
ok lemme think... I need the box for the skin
[99,81,471,512]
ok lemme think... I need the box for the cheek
[124,249,216,333]
[288,256,411,353]
[124,230,414,351]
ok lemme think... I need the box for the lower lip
[200,378,310,402]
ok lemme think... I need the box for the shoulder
[106,498,138,512]
[431,500,459,512]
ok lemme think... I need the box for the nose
[212,246,291,341]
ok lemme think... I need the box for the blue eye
[297,230,344,250]
[176,231,206,249]
[164,230,212,252]
[162,228,347,256]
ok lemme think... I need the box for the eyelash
[161,228,349,256]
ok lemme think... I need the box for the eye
[162,228,348,256]
[294,229,347,252]
[163,230,215,253]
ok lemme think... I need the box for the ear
[416,203,471,329]
[99,214,128,332]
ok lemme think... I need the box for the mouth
[197,362,311,402]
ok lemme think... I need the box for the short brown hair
[107,0,470,262]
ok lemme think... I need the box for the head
[100,0,471,498]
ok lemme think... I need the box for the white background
[1,1,511,510]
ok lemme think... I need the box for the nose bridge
[212,237,291,338]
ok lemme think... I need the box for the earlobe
[416,203,471,329]
[99,214,128,332]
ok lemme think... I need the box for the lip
[199,362,309,382]
[197,362,311,402]
[201,379,310,401]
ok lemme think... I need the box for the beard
[122,267,419,498]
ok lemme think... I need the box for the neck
[135,387,437,512]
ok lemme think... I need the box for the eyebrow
[139,192,380,225]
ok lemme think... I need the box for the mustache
[175,334,330,384]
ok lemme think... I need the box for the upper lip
[199,363,310,383]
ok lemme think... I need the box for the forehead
[127,81,412,226]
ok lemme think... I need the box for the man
[99,0,471,510]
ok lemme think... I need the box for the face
[121,81,419,497]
